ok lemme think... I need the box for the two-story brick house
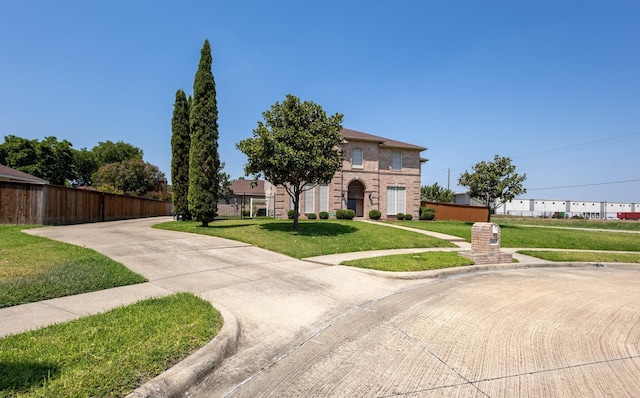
[265,128,427,219]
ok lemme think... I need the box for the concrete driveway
[23,217,640,397]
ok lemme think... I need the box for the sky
[1,1,639,203]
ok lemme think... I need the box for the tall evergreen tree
[171,89,191,220]
[188,39,220,227]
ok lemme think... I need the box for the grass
[389,221,640,251]
[342,251,474,272]
[0,293,221,398]
[154,218,456,258]
[493,216,640,231]
[0,226,147,308]
[518,250,640,263]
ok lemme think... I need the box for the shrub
[319,211,330,220]
[405,213,413,220]
[241,210,250,217]
[287,209,297,219]
[336,209,356,220]
[307,213,317,219]
[369,209,381,220]
[420,207,436,221]
[396,213,405,220]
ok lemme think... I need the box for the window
[391,150,402,170]
[318,184,329,212]
[352,148,363,168]
[304,184,315,214]
[386,186,406,215]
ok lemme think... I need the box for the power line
[528,179,640,191]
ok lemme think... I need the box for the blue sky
[1,1,639,203]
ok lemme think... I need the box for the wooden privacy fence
[1,182,173,225]
[421,201,488,222]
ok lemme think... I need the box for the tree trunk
[292,195,300,230]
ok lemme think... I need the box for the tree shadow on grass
[0,361,60,393]
[260,221,358,236]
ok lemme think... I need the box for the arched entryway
[347,180,365,217]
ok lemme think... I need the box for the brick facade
[267,128,427,219]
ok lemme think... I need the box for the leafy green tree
[171,89,191,220]
[420,182,454,203]
[71,148,98,186]
[93,158,166,196]
[188,39,221,227]
[0,135,75,185]
[35,137,75,185]
[237,94,344,230]
[0,135,39,175]
[92,140,143,168]
[458,155,527,221]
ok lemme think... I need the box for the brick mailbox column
[459,222,512,265]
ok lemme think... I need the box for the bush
[405,213,413,220]
[241,210,250,217]
[420,207,436,221]
[287,209,297,219]
[336,209,356,220]
[396,213,405,220]
[319,211,330,220]
[307,213,317,219]
[369,209,381,220]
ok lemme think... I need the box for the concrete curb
[126,303,240,398]
[341,261,640,280]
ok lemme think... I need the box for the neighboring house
[265,128,427,219]
[0,164,49,185]
[219,179,268,217]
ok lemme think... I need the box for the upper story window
[352,148,363,168]
[391,150,402,170]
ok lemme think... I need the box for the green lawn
[154,218,456,258]
[518,250,640,263]
[342,251,474,272]
[0,293,221,398]
[389,221,640,251]
[0,226,147,308]
[493,216,640,231]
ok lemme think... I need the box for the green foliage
[91,140,143,168]
[319,211,330,220]
[92,159,167,197]
[71,148,98,186]
[369,209,382,220]
[156,219,455,259]
[287,209,297,219]
[420,207,436,220]
[0,135,75,185]
[458,155,527,221]
[307,213,317,219]
[396,212,405,220]
[188,39,221,227]
[342,251,474,272]
[242,209,251,217]
[336,209,355,220]
[171,89,191,220]
[237,94,344,230]
[405,213,413,220]
[0,226,146,308]
[420,182,454,203]
[0,293,221,397]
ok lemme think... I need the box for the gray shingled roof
[340,128,427,151]
[0,165,49,184]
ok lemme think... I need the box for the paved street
[17,217,640,397]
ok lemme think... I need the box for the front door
[347,180,365,217]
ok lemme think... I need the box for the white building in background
[454,193,639,219]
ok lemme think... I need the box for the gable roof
[340,128,427,151]
[0,165,49,184]
[229,179,265,196]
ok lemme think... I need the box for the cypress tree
[188,39,220,227]
[171,89,191,220]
